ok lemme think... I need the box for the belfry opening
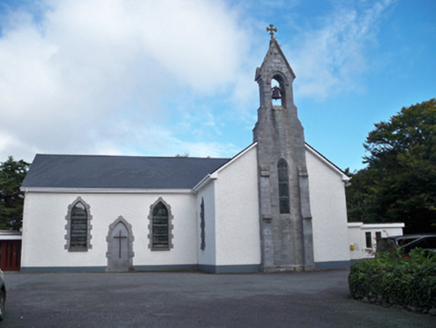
[271,75,286,107]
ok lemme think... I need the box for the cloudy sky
[0,0,435,172]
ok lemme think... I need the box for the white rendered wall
[348,222,404,259]
[305,149,350,264]
[196,182,217,266]
[21,191,198,269]
[213,146,261,266]
[348,224,364,260]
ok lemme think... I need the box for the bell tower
[253,25,315,272]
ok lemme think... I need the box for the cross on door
[113,230,127,259]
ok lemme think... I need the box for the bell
[271,86,281,100]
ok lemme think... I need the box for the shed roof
[21,154,230,190]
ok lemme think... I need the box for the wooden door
[0,240,21,271]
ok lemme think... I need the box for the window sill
[68,247,88,252]
[151,248,171,252]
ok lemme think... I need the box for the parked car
[401,234,436,257]
[377,234,436,257]
[0,269,5,321]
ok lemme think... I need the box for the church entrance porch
[106,216,134,272]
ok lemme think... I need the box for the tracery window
[65,197,92,251]
[148,198,174,251]
[278,159,290,214]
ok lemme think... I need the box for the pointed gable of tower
[254,26,315,272]
[255,38,296,82]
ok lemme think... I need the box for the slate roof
[21,154,231,190]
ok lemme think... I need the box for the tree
[347,99,436,233]
[0,156,29,230]
[345,167,377,223]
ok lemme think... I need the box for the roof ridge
[34,153,231,160]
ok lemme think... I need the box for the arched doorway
[106,216,134,272]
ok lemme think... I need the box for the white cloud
[0,0,398,163]
[0,0,251,161]
[287,0,396,100]
[116,124,239,158]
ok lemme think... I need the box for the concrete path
[3,269,435,327]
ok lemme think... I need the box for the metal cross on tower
[266,24,277,39]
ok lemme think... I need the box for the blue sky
[0,0,435,172]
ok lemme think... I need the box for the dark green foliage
[0,156,29,230]
[345,167,378,223]
[347,99,436,233]
[349,249,436,311]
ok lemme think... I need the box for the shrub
[349,249,436,311]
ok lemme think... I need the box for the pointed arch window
[278,159,290,214]
[148,198,174,251]
[65,197,92,252]
[200,198,205,251]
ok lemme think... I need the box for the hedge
[348,249,436,312]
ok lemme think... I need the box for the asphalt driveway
[2,269,435,327]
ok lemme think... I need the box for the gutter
[192,172,218,194]
[19,187,193,195]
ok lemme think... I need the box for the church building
[20,29,351,273]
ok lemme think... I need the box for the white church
[20,30,353,273]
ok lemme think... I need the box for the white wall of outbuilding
[348,222,404,260]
